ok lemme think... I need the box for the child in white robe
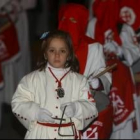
[11,30,98,139]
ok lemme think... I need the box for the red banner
[82,105,113,139]
[0,14,20,88]
[0,15,20,62]
[107,59,135,126]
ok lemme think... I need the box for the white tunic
[84,42,112,95]
[11,66,98,139]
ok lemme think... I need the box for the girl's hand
[36,108,55,123]
[60,102,77,118]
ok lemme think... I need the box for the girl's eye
[61,50,66,53]
[49,49,54,53]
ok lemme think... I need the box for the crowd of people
[0,0,140,139]
[0,0,37,130]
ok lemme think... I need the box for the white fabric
[110,120,134,139]
[88,0,95,20]
[104,41,123,57]
[60,102,77,118]
[129,67,140,134]
[120,24,140,66]
[36,108,54,123]
[84,42,112,94]
[11,67,98,139]
[88,78,100,89]
[0,0,9,8]
[86,18,97,39]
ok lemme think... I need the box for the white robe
[11,66,98,139]
[84,42,112,95]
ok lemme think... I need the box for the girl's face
[45,38,69,68]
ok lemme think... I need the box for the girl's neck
[46,63,70,77]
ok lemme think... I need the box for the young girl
[11,30,98,139]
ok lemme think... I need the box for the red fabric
[93,0,120,44]
[37,122,74,127]
[37,121,79,139]
[82,105,113,139]
[0,14,20,89]
[119,0,140,31]
[0,15,20,62]
[107,58,135,126]
[58,3,89,48]
[58,3,96,74]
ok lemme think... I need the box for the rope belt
[37,122,73,127]
[37,122,81,139]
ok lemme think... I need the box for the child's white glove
[88,77,100,89]
[36,108,55,123]
[60,102,77,118]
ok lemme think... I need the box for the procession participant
[86,0,137,138]
[86,0,140,67]
[0,0,37,105]
[0,11,20,128]
[58,3,112,112]
[119,0,140,135]
[11,30,98,139]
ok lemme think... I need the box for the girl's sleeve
[11,73,40,131]
[72,77,98,130]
